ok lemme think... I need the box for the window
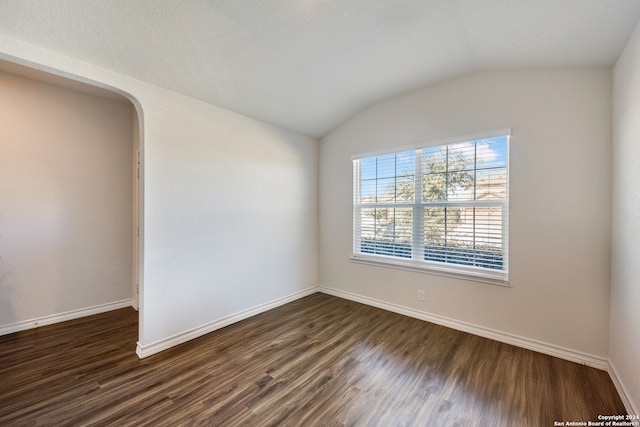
[352,131,510,285]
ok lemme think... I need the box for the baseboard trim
[318,286,609,371]
[0,299,133,336]
[136,287,318,359]
[607,360,638,415]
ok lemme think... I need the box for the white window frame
[351,129,510,286]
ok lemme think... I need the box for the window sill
[350,254,509,287]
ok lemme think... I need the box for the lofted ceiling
[1,0,639,138]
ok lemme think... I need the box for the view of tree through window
[353,135,509,278]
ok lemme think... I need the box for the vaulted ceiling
[1,0,640,138]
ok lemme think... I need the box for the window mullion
[444,147,449,259]
[412,149,424,261]
[473,142,477,259]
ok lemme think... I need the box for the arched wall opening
[0,58,144,348]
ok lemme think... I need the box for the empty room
[0,1,639,425]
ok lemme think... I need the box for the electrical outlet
[418,289,426,302]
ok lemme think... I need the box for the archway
[0,59,143,349]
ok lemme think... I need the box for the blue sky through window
[359,137,507,199]
[360,151,415,200]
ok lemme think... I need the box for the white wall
[320,69,612,358]
[611,21,640,414]
[0,71,133,326]
[140,88,318,346]
[0,36,318,353]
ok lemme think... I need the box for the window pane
[475,206,504,269]
[447,171,474,201]
[475,206,503,247]
[424,207,446,262]
[396,151,415,176]
[377,154,396,178]
[447,142,475,172]
[423,146,446,173]
[359,152,416,204]
[446,207,473,246]
[424,207,446,243]
[360,208,412,258]
[445,207,476,265]
[394,208,413,246]
[396,176,414,202]
[373,208,393,240]
[423,173,446,202]
[360,157,377,181]
[360,179,377,203]
[476,136,508,170]
[360,208,377,241]
[376,178,396,203]
[424,206,504,270]
[475,169,507,200]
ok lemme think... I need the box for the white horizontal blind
[353,134,509,280]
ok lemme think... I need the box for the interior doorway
[0,59,143,344]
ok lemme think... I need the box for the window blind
[352,132,509,283]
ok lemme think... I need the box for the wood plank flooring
[0,293,626,426]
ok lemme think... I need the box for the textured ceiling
[1,0,639,138]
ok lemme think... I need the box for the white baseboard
[0,299,133,336]
[607,360,638,416]
[136,287,318,359]
[318,286,609,370]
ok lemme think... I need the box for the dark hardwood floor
[0,293,626,426]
